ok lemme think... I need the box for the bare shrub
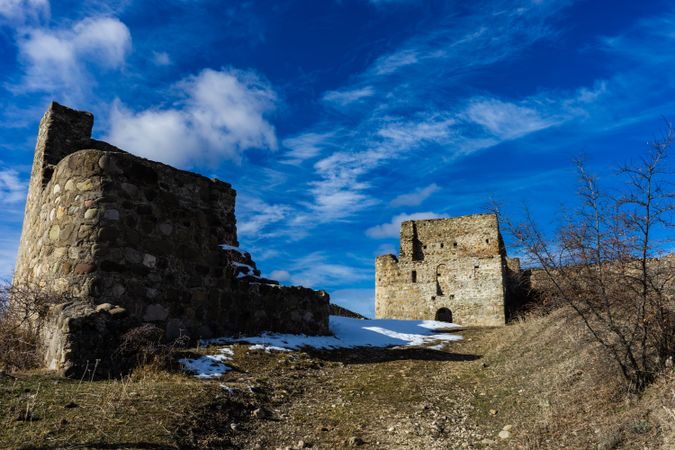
[496,128,675,391]
[117,323,189,371]
[0,282,65,371]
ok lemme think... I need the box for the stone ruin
[375,213,519,327]
[13,102,330,377]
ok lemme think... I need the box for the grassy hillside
[473,307,674,449]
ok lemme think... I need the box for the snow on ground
[214,316,463,350]
[249,344,293,352]
[181,316,462,378]
[179,346,234,379]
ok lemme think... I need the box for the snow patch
[184,317,462,379]
[179,346,234,379]
[417,320,462,330]
[231,261,261,279]
[207,316,462,350]
[219,244,250,257]
[249,344,293,353]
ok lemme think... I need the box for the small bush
[117,323,190,371]
[0,282,64,372]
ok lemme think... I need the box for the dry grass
[0,364,262,449]
[474,306,675,449]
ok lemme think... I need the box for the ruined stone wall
[14,103,329,377]
[375,214,507,326]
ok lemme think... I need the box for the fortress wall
[13,103,329,377]
[16,141,328,341]
[376,214,507,327]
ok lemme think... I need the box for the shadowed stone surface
[13,102,330,377]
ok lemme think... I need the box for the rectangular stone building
[375,213,510,327]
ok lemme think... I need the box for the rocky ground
[219,329,515,450]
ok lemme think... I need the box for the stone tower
[375,213,510,327]
[13,102,330,376]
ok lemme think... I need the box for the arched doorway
[435,307,453,323]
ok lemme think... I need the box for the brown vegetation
[497,129,674,391]
[0,283,63,372]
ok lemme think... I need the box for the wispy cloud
[372,49,418,75]
[0,169,26,204]
[321,86,374,107]
[366,1,568,81]
[599,14,675,66]
[299,82,596,224]
[236,194,293,238]
[390,183,439,207]
[291,1,577,225]
[107,67,278,168]
[366,211,441,239]
[282,252,370,289]
[280,131,335,165]
[463,98,561,140]
[151,50,172,66]
[306,148,380,222]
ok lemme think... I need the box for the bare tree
[497,128,674,391]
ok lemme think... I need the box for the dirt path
[226,329,502,449]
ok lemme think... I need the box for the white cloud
[366,211,441,239]
[71,17,131,67]
[151,50,172,66]
[236,195,292,237]
[0,0,48,25]
[107,67,278,167]
[378,116,456,149]
[322,86,374,106]
[281,131,334,165]
[390,183,439,207]
[463,98,560,140]
[307,149,381,221]
[0,169,26,204]
[284,252,369,289]
[373,49,418,75]
[15,16,131,95]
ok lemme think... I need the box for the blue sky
[0,0,673,317]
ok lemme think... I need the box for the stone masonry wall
[13,103,329,377]
[375,214,507,327]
